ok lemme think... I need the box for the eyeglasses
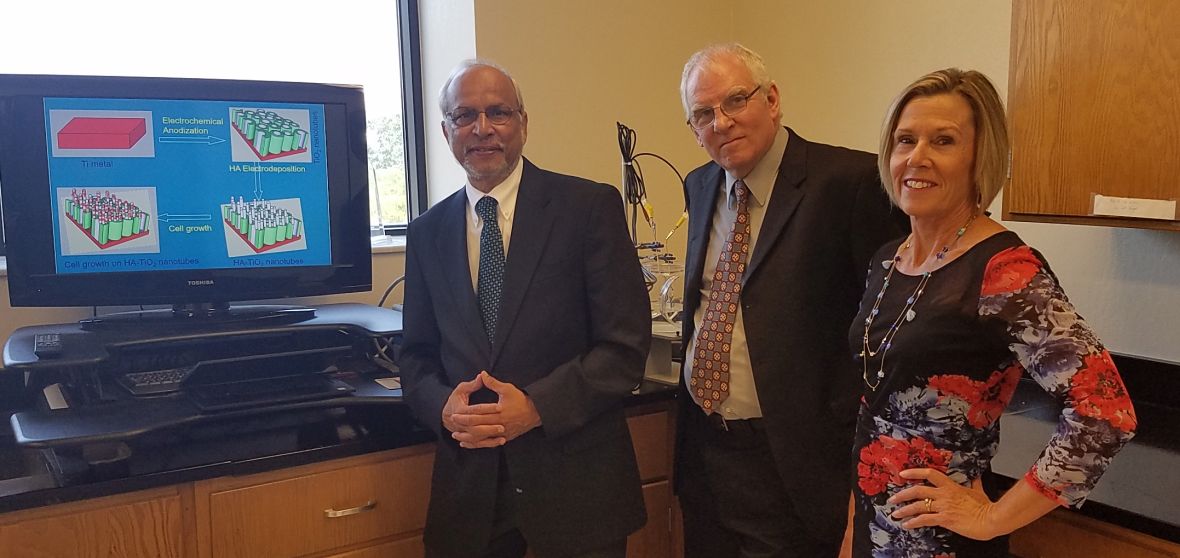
[445,106,521,128]
[687,85,762,130]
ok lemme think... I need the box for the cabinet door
[627,407,676,558]
[628,410,671,483]
[0,487,184,558]
[1007,0,1180,231]
[628,481,672,558]
[200,446,433,558]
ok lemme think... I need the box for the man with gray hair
[674,43,906,556]
[400,60,651,558]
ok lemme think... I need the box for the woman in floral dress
[842,69,1137,557]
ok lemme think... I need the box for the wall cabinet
[1006,0,1180,231]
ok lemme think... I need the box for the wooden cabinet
[630,481,673,558]
[0,486,188,558]
[0,406,679,558]
[193,444,433,558]
[1011,508,1180,558]
[626,408,676,558]
[1006,0,1180,231]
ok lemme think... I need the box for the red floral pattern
[1070,352,1138,432]
[980,245,1040,296]
[929,364,1022,428]
[857,434,951,496]
[851,233,1136,556]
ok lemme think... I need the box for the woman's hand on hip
[887,468,1000,541]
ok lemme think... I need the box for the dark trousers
[679,409,839,558]
[427,453,628,558]
[477,530,627,558]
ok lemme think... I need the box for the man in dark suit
[674,44,906,557]
[400,60,651,558]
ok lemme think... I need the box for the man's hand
[481,371,542,442]
[442,373,505,449]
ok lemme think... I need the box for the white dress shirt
[465,159,524,292]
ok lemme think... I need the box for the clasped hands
[441,371,542,449]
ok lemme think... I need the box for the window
[0,0,427,256]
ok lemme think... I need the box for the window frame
[0,1,426,253]
[0,187,5,257]
[389,0,429,235]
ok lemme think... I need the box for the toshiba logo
[187,280,215,286]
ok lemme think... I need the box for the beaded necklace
[861,214,976,390]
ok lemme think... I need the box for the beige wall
[473,0,1180,364]
[474,0,728,264]
[4,1,1179,363]
[736,0,1011,152]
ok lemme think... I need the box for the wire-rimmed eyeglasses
[445,106,521,128]
[686,85,762,130]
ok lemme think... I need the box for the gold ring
[923,498,933,513]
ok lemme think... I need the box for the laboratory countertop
[991,376,1180,543]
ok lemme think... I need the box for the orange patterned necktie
[690,179,749,413]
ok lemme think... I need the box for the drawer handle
[324,499,378,518]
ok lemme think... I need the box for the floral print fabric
[848,232,1136,557]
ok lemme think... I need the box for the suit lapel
[745,128,808,281]
[433,191,490,355]
[683,164,724,332]
[490,159,555,364]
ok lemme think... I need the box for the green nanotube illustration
[63,188,151,249]
[222,196,304,254]
[230,109,310,161]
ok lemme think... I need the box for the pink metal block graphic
[58,117,147,149]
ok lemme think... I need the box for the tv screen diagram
[43,97,330,277]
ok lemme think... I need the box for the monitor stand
[78,302,317,330]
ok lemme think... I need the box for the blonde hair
[680,43,772,117]
[878,68,1009,212]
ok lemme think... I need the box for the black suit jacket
[400,159,651,558]
[676,128,906,542]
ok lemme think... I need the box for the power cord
[372,275,406,372]
[377,275,406,310]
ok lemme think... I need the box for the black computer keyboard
[117,367,196,395]
[186,374,354,412]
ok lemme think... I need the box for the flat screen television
[0,74,371,324]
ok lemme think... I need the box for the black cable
[616,122,688,245]
[617,122,644,207]
[634,152,687,207]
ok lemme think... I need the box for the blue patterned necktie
[475,196,504,342]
